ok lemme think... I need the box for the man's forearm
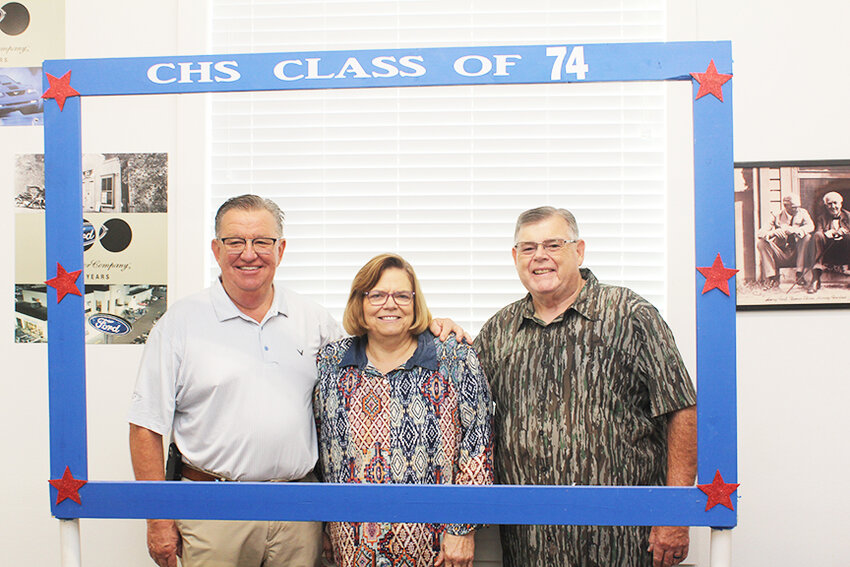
[666,406,697,486]
[129,424,166,481]
[130,424,183,567]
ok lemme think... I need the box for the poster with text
[15,152,168,343]
[0,1,65,126]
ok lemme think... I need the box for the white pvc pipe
[59,519,82,567]
[709,528,732,567]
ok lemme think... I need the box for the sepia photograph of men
[735,162,850,308]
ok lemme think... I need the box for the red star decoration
[698,470,740,511]
[48,466,87,505]
[690,60,732,102]
[696,254,738,296]
[45,262,82,302]
[42,71,81,111]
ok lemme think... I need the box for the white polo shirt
[128,279,344,481]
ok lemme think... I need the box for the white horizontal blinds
[210,1,667,334]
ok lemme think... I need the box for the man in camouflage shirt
[474,206,697,567]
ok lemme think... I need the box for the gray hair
[514,206,580,241]
[823,191,843,205]
[214,194,284,237]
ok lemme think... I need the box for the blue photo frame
[44,41,737,528]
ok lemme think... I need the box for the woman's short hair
[343,253,432,337]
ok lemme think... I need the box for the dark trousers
[809,232,850,273]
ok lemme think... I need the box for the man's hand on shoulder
[146,519,181,567]
[430,318,473,344]
[648,525,689,567]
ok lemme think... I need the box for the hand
[435,532,475,567]
[322,531,335,565]
[648,525,689,567]
[146,519,181,567]
[430,318,473,344]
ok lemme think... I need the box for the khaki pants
[176,518,323,567]
[176,472,322,567]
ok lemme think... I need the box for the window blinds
[209,1,667,334]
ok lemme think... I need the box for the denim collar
[340,330,438,371]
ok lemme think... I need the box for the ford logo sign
[83,219,96,250]
[88,314,132,335]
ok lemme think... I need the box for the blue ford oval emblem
[82,219,96,250]
[88,314,132,335]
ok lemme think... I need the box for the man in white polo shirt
[129,195,464,567]
[130,194,340,567]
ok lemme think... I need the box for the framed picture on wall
[735,160,850,309]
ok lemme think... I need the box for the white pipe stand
[60,518,82,567]
[709,528,732,567]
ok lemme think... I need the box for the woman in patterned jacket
[314,253,493,567]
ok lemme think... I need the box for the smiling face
[362,267,415,341]
[825,194,843,218]
[212,208,285,304]
[512,215,585,306]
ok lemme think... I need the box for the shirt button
[264,346,269,351]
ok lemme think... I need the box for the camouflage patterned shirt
[474,269,696,567]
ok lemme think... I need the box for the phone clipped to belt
[165,442,183,481]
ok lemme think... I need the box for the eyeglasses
[218,237,281,255]
[514,238,578,256]
[363,290,415,306]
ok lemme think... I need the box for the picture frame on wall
[735,160,850,310]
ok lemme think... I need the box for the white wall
[692,3,850,566]
[1,1,848,566]
[1,2,187,565]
